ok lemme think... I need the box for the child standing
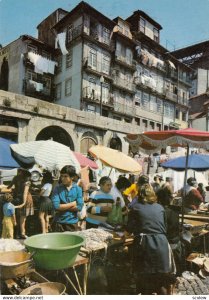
[2,193,16,239]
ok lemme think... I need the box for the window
[65,78,72,96]
[164,102,174,118]
[150,121,155,130]
[113,115,122,121]
[87,105,96,113]
[135,118,140,126]
[142,92,149,109]
[153,28,159,43]
[102,55,110,74]
[66,48,73,68]
[28,45,38,54]
[150,95,157,111]
[156,123,161,131]
[139,18,145,33]
[135,92,141,106]
[67,24,74,43]
[176,109,180,119]
[142,119,148,129]
[182,111,187,122]
[103,27,110,45]
[157,98,163,113]
[55,83,61,100]
[102,85,109,103]
[124,118,132,123]
[43,77,51,94]
[56,56,62,73]
[42,51,51,60]
[26,70,37,81]
[89,48,97,69]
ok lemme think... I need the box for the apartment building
[0,1,191,152]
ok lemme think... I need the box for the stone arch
[36,125,75,150]
[109,136,122,151]
[80,131,98,154]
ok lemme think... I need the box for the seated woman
[126,184,176,295]
[86,176,114,229]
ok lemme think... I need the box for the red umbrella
[125,128,209,226]
[73,152,98,169]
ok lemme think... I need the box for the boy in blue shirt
[2,193,16,239]
[52,165,84,232]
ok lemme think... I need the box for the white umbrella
[10,140,80,173]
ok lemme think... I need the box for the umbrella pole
[181,144,189,229]
[109,168,113,176]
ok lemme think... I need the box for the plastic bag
[77,204,87,220]
[107,204,123,225]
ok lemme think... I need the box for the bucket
[24,233,85,270]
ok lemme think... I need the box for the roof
[21,35,55,52]
[190,112,204,120]
[37,8,68,29]
[126,10,162,30]
[189,92,209,100]
[171,40,209,59]
[113,16,131,27]
[53,1,116,31]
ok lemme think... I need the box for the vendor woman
[126,183,176,295]
[86,176,114,229]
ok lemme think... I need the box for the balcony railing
[83,57,111,76]
[112,77,135,93]
[134,76,164,96]
[115,51,136,70]
[178,96,188,106]
[164,90,178,102]
[23,79,54,101]
[67,24,83,43]
[114,102,134,115]
[82,87,113,106]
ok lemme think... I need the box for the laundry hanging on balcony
[55,32,68,55]
[29,80,43,92]
[28,52,57,75]
[168,60,176,69]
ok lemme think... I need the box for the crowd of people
[1,165,208,294]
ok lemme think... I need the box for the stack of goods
[0,239,25,252]
[75,229,113,251]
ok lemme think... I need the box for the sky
[0,0,209,50]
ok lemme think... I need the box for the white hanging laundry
[29,80,43,92]
[28,52,57,75]
[57,32,68,55]
[168,60,176,69]
[47,60,58,75]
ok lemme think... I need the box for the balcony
[114,102,134,116]
[178,96,188,106]
[82,87,114,108]
[83,57,112,81]
[179,74,192,87]
[134,76,165,97]
[112,77,136,94]
[67,24,83,43]
[164,90,178,102]
[115,51,136,71]
[23,79,54,102]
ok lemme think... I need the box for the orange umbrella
[89,145,142,174]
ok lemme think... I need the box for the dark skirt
[39,196,53,215]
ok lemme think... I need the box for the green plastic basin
[24,233,85,270]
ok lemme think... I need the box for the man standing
[52,165,84,232]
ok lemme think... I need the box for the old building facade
[0,1,191,153]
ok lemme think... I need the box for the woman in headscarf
[126,183,176,295]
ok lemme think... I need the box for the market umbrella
[161,154,209,172]
[0,137,20,169]
[125,128,209,225]
[10,140,80,173]
[73,152,98,169]
[89,145,142,174]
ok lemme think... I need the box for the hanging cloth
[57,32,69,55]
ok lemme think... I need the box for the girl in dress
[39,172,53,234]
